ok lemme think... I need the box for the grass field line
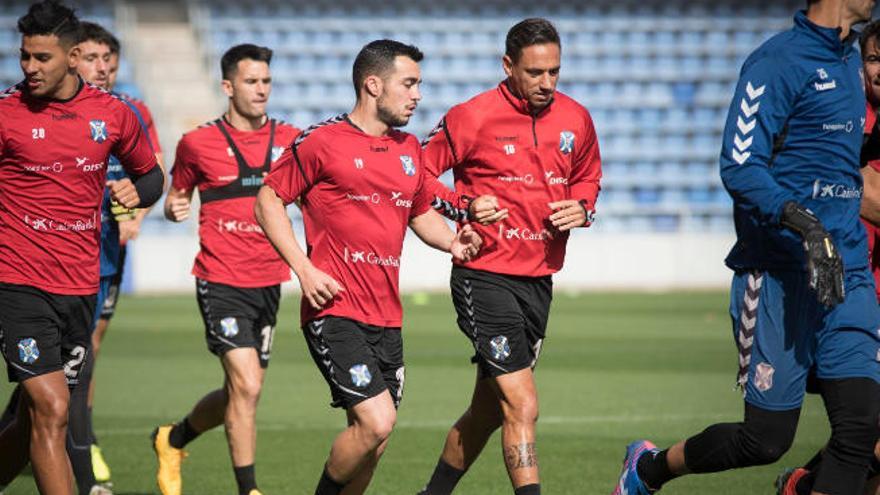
[96,409,828,438]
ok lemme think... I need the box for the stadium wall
[130,232,737,293]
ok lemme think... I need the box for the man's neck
[347,102,390,137]
[45,73,80,101]
[225,108,266,131]
[807,1,855,40]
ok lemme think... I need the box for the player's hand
[450,224,483,262]
[780,201,845,307]
[107,178,140,209]
[469,195,508,225]
[296,263,345,310]
[118,217,142,244]
[548,200,594,231]
[166,190,191,222]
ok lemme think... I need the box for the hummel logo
[731,81,765,165]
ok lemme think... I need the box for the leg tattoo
[504,443,538,470]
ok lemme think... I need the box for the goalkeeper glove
[110,200,137,222]
[780,201,845,307]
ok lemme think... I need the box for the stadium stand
[0,0,806,234]
[191,0,803,232]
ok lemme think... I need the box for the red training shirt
[264,115,433,327]
[422,81,602,278]
[172,117,299,288]
[862,102,880,302]
[0,80,158,294]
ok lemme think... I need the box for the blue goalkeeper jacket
[720,10,867,273]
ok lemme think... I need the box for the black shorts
[99,244,126,320]
[0,283,96,385]
[196,278,280,368]
[450,266,552,378]
[303,316,405,410]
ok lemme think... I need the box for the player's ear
[221,79,234,98]
[364,74,382,98]
[67,43,81,69]
[501,54,514,78]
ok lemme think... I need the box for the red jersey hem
[0,275,97,295]
[191,268,290,288]
[304,307,402,329]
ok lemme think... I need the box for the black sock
[168,417,200,449]
[68,366,97,494]
[637,449,675,490]
[315,465,345,495]
[234,464,257,495]
[795,471,816,495]
[514,484,540,495]
[420,458,466,494]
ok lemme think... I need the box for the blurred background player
[614,1,880,495]
[776,17,880,495]
[255,39,482,495]
[151,43,299,495]
[76,21,164,487]
[417,18,601,495]
[0,1,162,494]
[75,20,164,489]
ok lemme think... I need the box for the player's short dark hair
[17,0,82,49]
[351,39,423,96]
[862,20,880,55]
[221,43,273,80]
[79,21,120,54]
[505,18,560,63]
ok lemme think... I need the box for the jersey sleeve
[409,152,434,219]
[112,101,158,176]
[264,132,323,205]
[421,106,473,221]
[568,108,602,211]
[719,52,800,225]
[170,135,199,191]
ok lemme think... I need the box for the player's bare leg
[492,368,540,490]
[438,374,503,471]
[321,391,396,493]
[221,347,265,492]
[339,409,390,495]
[186,388,228,432]
[22,371,75,495]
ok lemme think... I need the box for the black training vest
[199,118,276,204]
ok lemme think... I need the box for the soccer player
[775,17,880,495]
[150,44,299,495]
[416,18,601,495]
[76,20,163,489]
[255,39,483,495]
[613,1,880,495]
[0,1,162,494]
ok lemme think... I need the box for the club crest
[89,120,108,143]
[489,335,511,361]
[18,338,39,364]
[220,317,239,338]
[400,155,416,176]
[350,363,372,388]
[559,131,575,155]
[272,146,285,162]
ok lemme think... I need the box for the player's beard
[376,95,409,128]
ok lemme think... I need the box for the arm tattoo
[504,442,538,470]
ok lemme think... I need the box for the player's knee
[362,408,396,447]
[740,410,798,465]
[230,375,263,405]
[30,394,69,430]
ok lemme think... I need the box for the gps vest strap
[200,118,276,204]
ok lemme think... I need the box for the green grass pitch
[1,291,831,494]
